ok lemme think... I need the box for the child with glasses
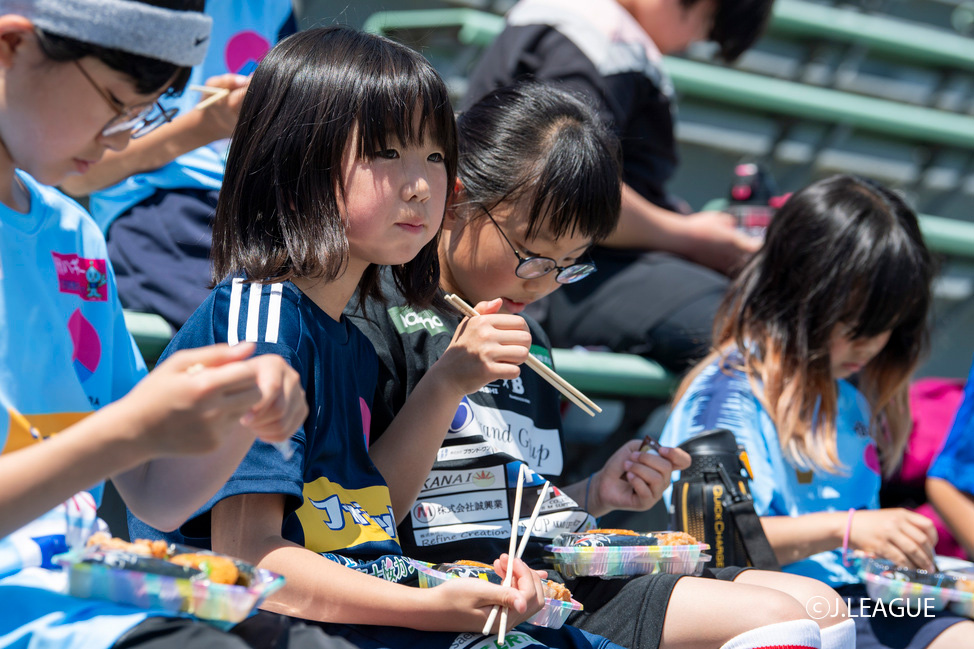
[347,81,856,649]
[61,0,296,330]
[0,2,346,648]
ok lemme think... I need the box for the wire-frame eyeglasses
[482,207,596,284]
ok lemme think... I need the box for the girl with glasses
[349,81,854,649]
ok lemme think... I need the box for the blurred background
[294,0,974,381]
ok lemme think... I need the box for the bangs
[352,51,457,166]
[520,119,620,242]
[839,218,931,339]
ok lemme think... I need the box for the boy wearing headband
[0,2,325,648]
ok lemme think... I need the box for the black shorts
[565,566,746,649]
[112,611,360,649]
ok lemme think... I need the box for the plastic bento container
[407,559,582,629]
[859,558,958,612]
[544,531,710,579]
[944,567,974,619]
[54,544,284,623]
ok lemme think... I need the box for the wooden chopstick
[443,294,601,416]
[515,481,550,560]
[188,84,231,111]
[499,480,552,639]
[483,464,526,639]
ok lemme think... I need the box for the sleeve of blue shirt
[133,281,310,543]
[660,365,785,515]
[928,356,974,495]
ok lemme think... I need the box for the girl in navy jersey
[134,26,627,649]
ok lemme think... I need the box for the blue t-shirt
[660,353,881,587]
[88,0,295,232]
[129,278,408,577]
[0,172,151,649]
[928,356,974,495]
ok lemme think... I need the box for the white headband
[1,0,213,67]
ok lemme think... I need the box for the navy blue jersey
[129,278,403,566]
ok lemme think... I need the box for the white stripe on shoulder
[227,277,245,345]
[246,282,263,343]
[265,283,284,344]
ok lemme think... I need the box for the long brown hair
[212,26,457,309]
[675,175,933,476]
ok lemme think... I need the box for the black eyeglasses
[72,59,177,139]
[483,208,596,284]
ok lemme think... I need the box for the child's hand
[848,508,938,571]
[420,553,544,634]
[431,298,531,398]
[586,440,691,516]
[238,353,308,444]
[120,343,300,457]
[197,73,250,140]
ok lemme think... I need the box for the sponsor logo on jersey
[410,490,508,528]
[449,397,475,434]
[388,306,448,335]
[52,253,108,302]
[296,477,399,554]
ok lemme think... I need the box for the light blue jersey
[660,352,881,587]
[0,172,150,649]
[89,0,294,232]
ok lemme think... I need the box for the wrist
[424,360,471,402]
[86,400,157,469]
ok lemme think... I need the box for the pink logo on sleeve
[52,253,108,302]
[361,397,372,447]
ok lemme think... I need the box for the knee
[745,590,813,627]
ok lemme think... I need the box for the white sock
[819,619,855,649]
[719,619,822,649]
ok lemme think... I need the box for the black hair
[35,0,203,95]
[456,81,621,243]
[684,174,934,474]
[681,0,774,62]
[212,26,457,310]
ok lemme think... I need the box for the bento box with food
[944,566,974,618]
[544,529,710,579]
[53,533,284,623]
[859,557,959,612]
[407,559,582,629]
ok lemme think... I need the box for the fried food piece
[454,560,494,568]
[656,531,698,546]
[86,532,169,558]
[586,528,638,536]
[955,578,974,594]
[170,553,239,585]
[544,580,573,602]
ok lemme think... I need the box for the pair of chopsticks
[188,84,231,111]
[443,294,602,416]
[483,464,551,642]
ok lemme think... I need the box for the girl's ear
[443,179,467,232]
[0,16,36,69]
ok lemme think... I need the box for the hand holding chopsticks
[482,464,552,642]
[444,294,601,416]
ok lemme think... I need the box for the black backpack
[671,429,780,570]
